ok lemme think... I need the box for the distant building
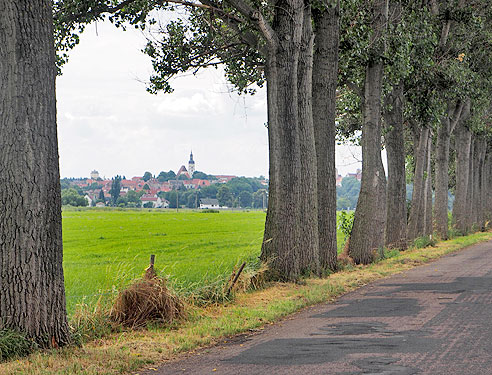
[140,194,164,208]
[336,168,343,187]
[95,201,105,208]
[188,151,195,177]
[200,198,220,209]
[90,170,100,179]
[347,168,362,181]
[84,194,93,206]
[176,165,190,179]
[214,175,236,183]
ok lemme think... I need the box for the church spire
[188,150,195,177]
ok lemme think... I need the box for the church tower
[188,151,195,177]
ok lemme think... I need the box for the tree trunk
[472,138,486,230]
[485,154,492,221]
[296,3,320,274]
[348,0,388,264]
[434,101,465,239]
[423,134,433,236]
[260,0,320,280]
[452,125,471,233]
[312,0,339,270]
[407,126,430,240]
[383,84,407,250]
[466,138,475,231]
[0,0,71,347]
[477,139,487,231]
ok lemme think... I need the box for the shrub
[0,329,35,362]
[413,235,436,249]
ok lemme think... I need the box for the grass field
[62,208,348,314]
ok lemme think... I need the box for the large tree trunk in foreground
[408,126,430,240]
[383,85,407,250]
[0,0,70,346]
[312,1,339,270]
[261,0,320,280]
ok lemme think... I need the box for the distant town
[60,152,363,210]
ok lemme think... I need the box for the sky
[56,21,363,179]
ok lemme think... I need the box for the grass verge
[1,231,491,374]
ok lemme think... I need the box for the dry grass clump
[337,238,355,268]
[110,268,184,328]
[227,261,269,294]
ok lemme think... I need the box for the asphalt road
[144,240,492,375]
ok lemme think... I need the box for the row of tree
[2,0,492,348]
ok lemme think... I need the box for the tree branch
[224,0,278,49]
[346,81,363,98]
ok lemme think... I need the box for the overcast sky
[56,21,362,179]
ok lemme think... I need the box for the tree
[0,0,70,347]
[239,191,253,208]
[347,0,389,264]
[98,189,105,202]
[142,171,152,181]
[109,175,122,206]
[217,186,233,207]
[61,188,88,206]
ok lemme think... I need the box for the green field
[62,208,347,314]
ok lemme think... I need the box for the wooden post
[145,254,156,279]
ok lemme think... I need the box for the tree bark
[452,125,471,233]
[466,137,475,231]
[423,133,433,236]
[485,154,492,221]
[260,0,320,280]
[312,0,339,270]
[0,0,71,346]
[383,84,407,249]
[407,126,429,241]
[434,101,464,239]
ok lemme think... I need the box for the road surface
[144,240,492,374]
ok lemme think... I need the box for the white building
[140,194,163,208]
[84,194,93,206]
[199,198,220,209]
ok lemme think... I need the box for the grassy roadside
[1,231,492,375]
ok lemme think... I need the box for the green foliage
[412,235,436,249]
[62,188,88,207]
[157,170,176,182]
[217,186,233,207]
[337,210,354,243]
[336,177,360,210]
[109,175,122,206]
[238,191,253,208]
[192,171,217,180]
[0,329,35,362]
[142,171,152,182]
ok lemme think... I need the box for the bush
[0,329,35,362]
[338,210,354,243]
[200,209,219,214]
[413,235,436,249]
